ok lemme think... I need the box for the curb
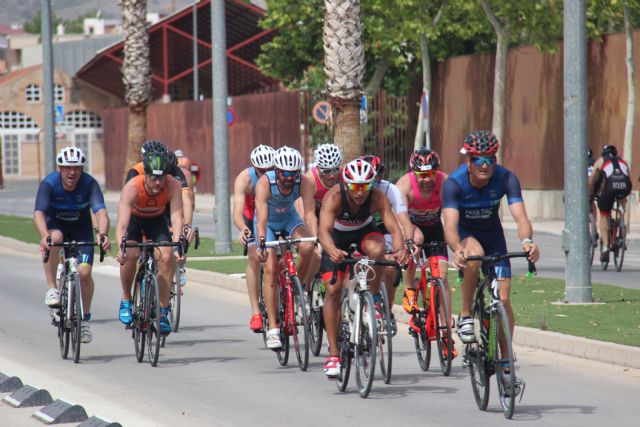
[2,235,639,371]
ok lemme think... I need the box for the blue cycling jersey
[442,164,523,233]
[34,172,106,229]
[264,170,300,223]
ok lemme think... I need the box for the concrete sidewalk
[4,235,639,370]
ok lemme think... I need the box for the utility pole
[563,0,592,303]
[42,0,56,174]
[192,2,199,100]
[211,0,231,253]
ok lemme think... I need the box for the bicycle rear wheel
[468,293,490,411]
[291,276,309,371]
[494,302,517,419]
[336,296,352,392]
[355,291,377,398]
[412,283,431,371]
[70,275,82,363]
[169,269,182,332]
[614,220,626,272]
[146,276,161,367]
[588,213,597,266]
[308,275,324,357]
[600,226,609,271]
[57,274,70,360]
[377,286,393,384]
[275,278,290,366]
[433,278,453,376]
[133,276,145,363]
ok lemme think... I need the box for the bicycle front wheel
[70,274,82,364]
[291,276,310,371]
[57,274,70,360]
[275,277,290,367]
[132,277,145,363]
[468,295,490,411]
[258,268,269,347]
[377,286,393,384]
[336,296,352,392]
[169,269,182,332]
[413,283,431,371]
[308,275,324,357]
[355,291,377,398]
[494,302,516,419]
[146,276,161,367]
[434,278,453,376]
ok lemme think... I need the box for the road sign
[55,105,64,123]
[312,101,331,125]
[227,107,236,128]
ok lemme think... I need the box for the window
[73,133,91,171]
[63,111,102,129]
[54,84,64,103]
[25,84,41,103]
[1,134,20,175]
[0,111,40,129]
[24,133,39,143]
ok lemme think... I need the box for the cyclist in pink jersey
[396,147,456,357]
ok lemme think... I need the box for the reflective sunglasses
[279,170,300,178]
[414,170,436,178]
[471,155,496,167]
[146,174,166,182]
[319,167,340,175]
[347,182,373,192]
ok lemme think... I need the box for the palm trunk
[623,5,635,165]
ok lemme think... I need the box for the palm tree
[121,0,152,178]
[323,0,366,162]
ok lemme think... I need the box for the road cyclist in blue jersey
[34,146,111,344]
[442,131,539,393]
[254,146,316,349]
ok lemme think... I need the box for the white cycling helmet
[56,146,86,166]
[174,149,184,158]
[274,146,302,171]
[314,143,342,169]
[250,144,276,169]
[342,159,376,184]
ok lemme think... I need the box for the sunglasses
[319,167,340,175]
[414,170,436,178]
[279,170,300,178]
[471,156,497,167]
[347,182,373,192]
[147,174,166,182]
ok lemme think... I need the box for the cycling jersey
[598,155,632,212]
[131,175,168,218]
[242,167,260,221]
[372,179,406,235]
[253,170,304,242]
[311,167,332,216]
[408,171,444,228]
[334,182,374,231]
[126,162,189,189]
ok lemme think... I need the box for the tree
[323,0,366,161]
[120,0,152,178]
[23,10,63,34]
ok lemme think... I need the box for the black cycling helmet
[361,155,385,175]
[167,151,178,168]
[602,145,617,157]
[141,139,168,156]
[143,152,171,176]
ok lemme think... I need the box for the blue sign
[55,105,64,123]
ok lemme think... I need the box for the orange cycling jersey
[132,162,145,176]
[131,174,168,218]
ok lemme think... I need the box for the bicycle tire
[133,275,145,363]
[355,291,377,398]
[494,302,516,419]
[377,286,393,384]
[275,274,290,366]
[57,270,70,360]
[434,278,453,376]
[291,276,310,371]
[468,290,490,411]
[336,296,352,392]
[308,275,324,357]
[600,237,609,270]
[146,275,161,367]
[614,220,625,272]
[70,274,82,364]
[413,283,431,371]
[588,213,596,266]
[170,269,181,332]
[258,268,269,347]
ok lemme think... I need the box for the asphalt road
[0,249,639,427]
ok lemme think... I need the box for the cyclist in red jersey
[232,145,276,331]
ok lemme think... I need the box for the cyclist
[34,146,111,344]
[442,131,539,356]
[588,144,632,262]
[254,146,316,349]
[115,151,185,335]
[361,154,413,330]
[232,144,276,332]
[174,149,196,207]
[318,158,407,378]
[301,143,342,281]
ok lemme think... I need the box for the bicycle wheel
[308,275,324,357]
[468,292,490,411]
[133,276,145,363]
[494,302,517,419]
[433,278,453,376]
[588,213,596,266]
[258,268,269,347]
[336,296,352,392]
[377,286,393,384]
[291,276,309,371]
[355,291,377,398]
[169,269,181,332]
[146,276,161,367]
[275,278,290,367]
[70,274,82,364]
[614,219,626,272]
[57,273,70,360]
[412,283,431,371]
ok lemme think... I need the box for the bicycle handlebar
[263,236,317,248]
[120,236,186,259]
[464,251,537,276]
[330,256,401,285]
[43,236,107,263]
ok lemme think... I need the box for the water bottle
[179,267,187,287]
[56,263,64,280]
